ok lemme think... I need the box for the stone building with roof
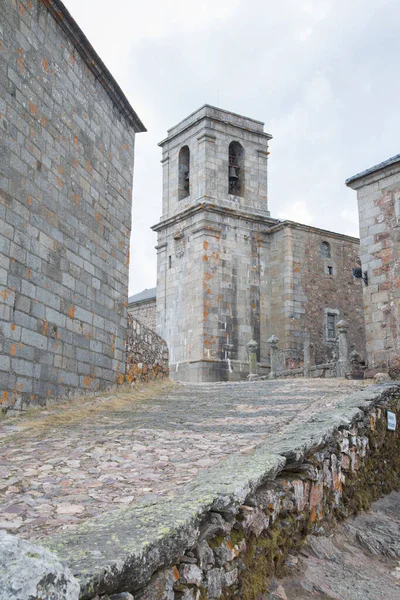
[151,105,366,382]
[0,0,145,410]
[346,155,400,378]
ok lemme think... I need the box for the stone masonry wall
[155,205,272,382]
[155,106,366,383]
[128,299,157,331]
[269,223,366,365]
[126,314,169,382]
[154,105,273,383]
[347,162,400,378]
[0,0,137,411]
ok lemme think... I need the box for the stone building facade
[268,221,365,367]
[153,106,365,382]
[346,155,400,378]
[128,287,156,330]
[0,0,145,410]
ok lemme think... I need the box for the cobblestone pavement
[0,379,367,541]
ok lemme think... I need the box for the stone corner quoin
[346,155,400,380]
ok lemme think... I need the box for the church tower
[152,105,275,381]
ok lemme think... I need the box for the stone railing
[125,315,169,383]
[262,320,365,380]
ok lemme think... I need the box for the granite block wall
[154,106,274,382]
[0,0,139,410]
[347,159,400,378]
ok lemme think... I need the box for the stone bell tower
[152,105,275,382]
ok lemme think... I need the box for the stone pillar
[267,335,279,379]
[304,340,316,378]
[247,339,258,378]
[337,320,350,378]
[304,340,310,378]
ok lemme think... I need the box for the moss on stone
[341,402,400,516]
[225,400,400,600]
[229,529,246,547]
[199,585,208,600]
[208,534,226,550]
[234,516,310,600]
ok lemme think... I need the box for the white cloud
[62,0,400,293]
[277,201,315,225]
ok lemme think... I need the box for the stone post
[247,339,258,378]
[304,339,316,378]
[337,320,350,378]
[267,335,279,379]
[304,340,310,378]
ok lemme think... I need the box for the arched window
[228,141,245,197]
[320,241,331,258]
[178,146,190,200]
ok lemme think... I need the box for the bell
[229,166,238,180]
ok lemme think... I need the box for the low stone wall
[125,315,169,383]
[274,363,337,379]
[33,383,400,600]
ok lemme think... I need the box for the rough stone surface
[154,106,365,382]
[347,159,400,378]
[0,379,366,541]
[45,381,398,599]
[1,380,399,599]
[0,531,79,599]
[0,0,141,412]
[128,299,157,331]
[278,491,400,599]
[125,314,169,382]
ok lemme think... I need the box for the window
[168,255,172,269]
[327,266,333,275]
[326,313,337,340]
[320,241,331,258]
[228,141,245,197]
[178,146,190,200]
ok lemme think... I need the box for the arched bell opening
[178,146,190,201]
[320,241,331,258]
[228,141,245,197]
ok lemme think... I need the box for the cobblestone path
[0,379,367,541]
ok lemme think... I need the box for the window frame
[324,308,339,342]
[320,241,331,259]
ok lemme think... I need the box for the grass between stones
[0,380,175,434]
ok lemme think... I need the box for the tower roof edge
[158,105,272,147]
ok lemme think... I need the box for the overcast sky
[63,0,400,295]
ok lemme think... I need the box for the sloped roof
[346,153,400,186]
[128,287,157,305]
